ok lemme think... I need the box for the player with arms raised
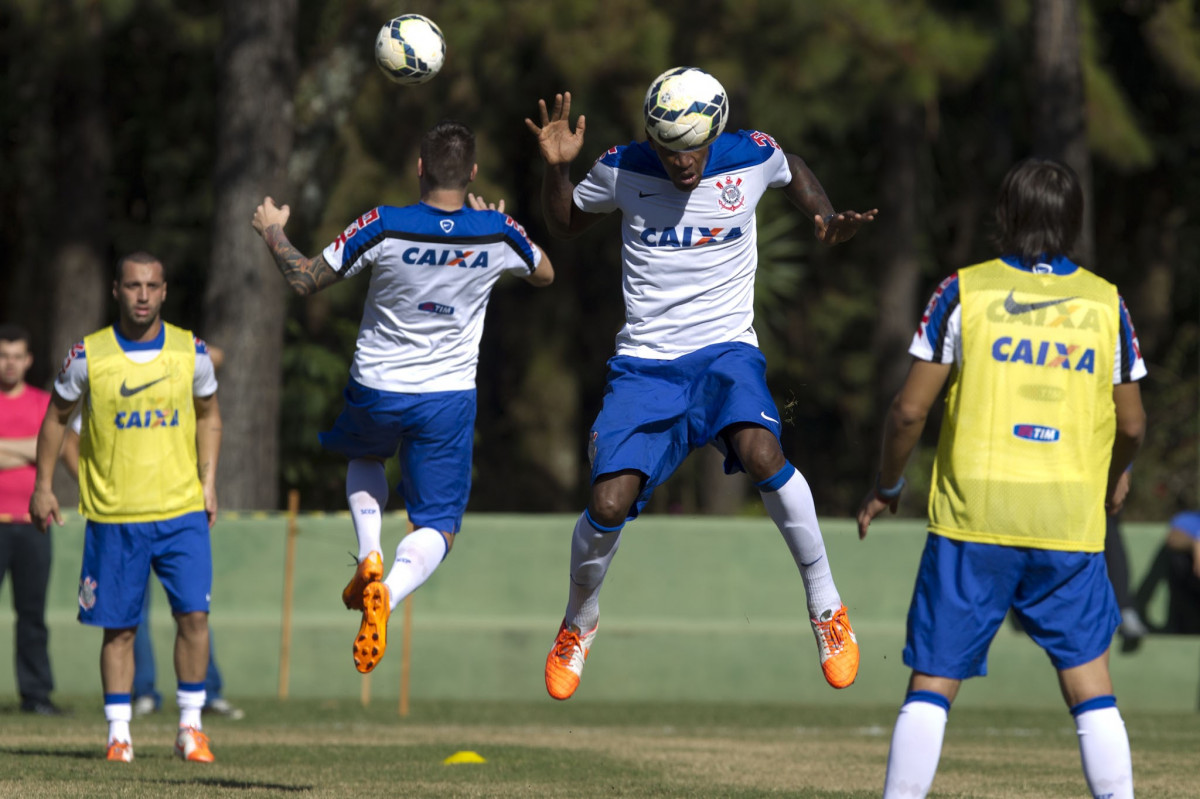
[252,120,554,674]
[526,69,876,700]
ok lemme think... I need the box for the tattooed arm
[251,196,342,295]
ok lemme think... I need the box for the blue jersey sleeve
[322,208,386,276]
[1116,295,1145,383]
[911,273,961,363]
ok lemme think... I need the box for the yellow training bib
[928,260,1118,552]
[78,323,204,522]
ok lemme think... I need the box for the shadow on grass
[150,777,313,792]
[0,747,96,760]
[0,748,314,791]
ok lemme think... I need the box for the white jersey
[573,130,792,359]
[54,325,219,405]
[321,202,543,393]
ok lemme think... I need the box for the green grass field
[0,513,1197,796]
[1,698,1197,797]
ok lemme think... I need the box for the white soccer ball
[374,14,445,85]
[643,67,729,151]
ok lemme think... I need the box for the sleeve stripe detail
[1117,296,1137,383]
[922,275,960,364]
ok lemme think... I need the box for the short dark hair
[420,120,476,190]
[115,251,164,282]
[994,158,1084,265]
[0,323,31,347]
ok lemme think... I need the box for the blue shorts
[904,533,1120,679]
[589,342,782,519]
[78,510,212,628]
[319,378,475,533]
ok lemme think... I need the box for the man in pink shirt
[0,323,64,715]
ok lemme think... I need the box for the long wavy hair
[993,158,1083,266]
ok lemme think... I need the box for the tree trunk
[1031,0,1095,268]
[204,0,297,509]
[47,0,112,508]
[873,104,924,415]
[48,0,110,372]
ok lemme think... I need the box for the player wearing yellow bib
[857,160,1145,799]
[29,252,222,765]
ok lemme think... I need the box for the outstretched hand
[467,192,505,213]
[856,489,898,540]
[524,92,586,167]
[815,209,878,246]
[252,197,291,236]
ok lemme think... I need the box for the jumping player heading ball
[525,69,877,701]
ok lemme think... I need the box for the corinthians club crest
[79,576,98,611]
[715,176,745,211]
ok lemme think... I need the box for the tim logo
[715,176,745,211]
[1014,424,1060,443]
[79,576,97,611]
[418,302,454,315]
[639,226,743,247]
[331,208,380,252]
[115,409,181,429]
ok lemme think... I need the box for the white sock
[383,527,448,609]
[883,696,949,799]
[758,464,841,618]
[177,688,206,730]
[1074,703,1134,799]
[347,458,389,560]
[105,701,132,744]
[565,511,622,632]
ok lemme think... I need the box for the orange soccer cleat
[105,740,133,762]
[544,620,598,701]
[174,726,214,763]
[342,551,384,611]
[811,604,859,689]
[353,582,391,674]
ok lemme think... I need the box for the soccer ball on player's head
[374,14,445,85]
[643,66,729,152]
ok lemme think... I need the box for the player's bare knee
[741,445,785,482]
[174,610,209,638]
[587,494,628,529]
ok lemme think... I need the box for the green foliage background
[1,0,1197,517]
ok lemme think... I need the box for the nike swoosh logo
[119,376,169,397]
[1003,290,1077,315]
[760,411,779,424]
[638,191,659,198]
